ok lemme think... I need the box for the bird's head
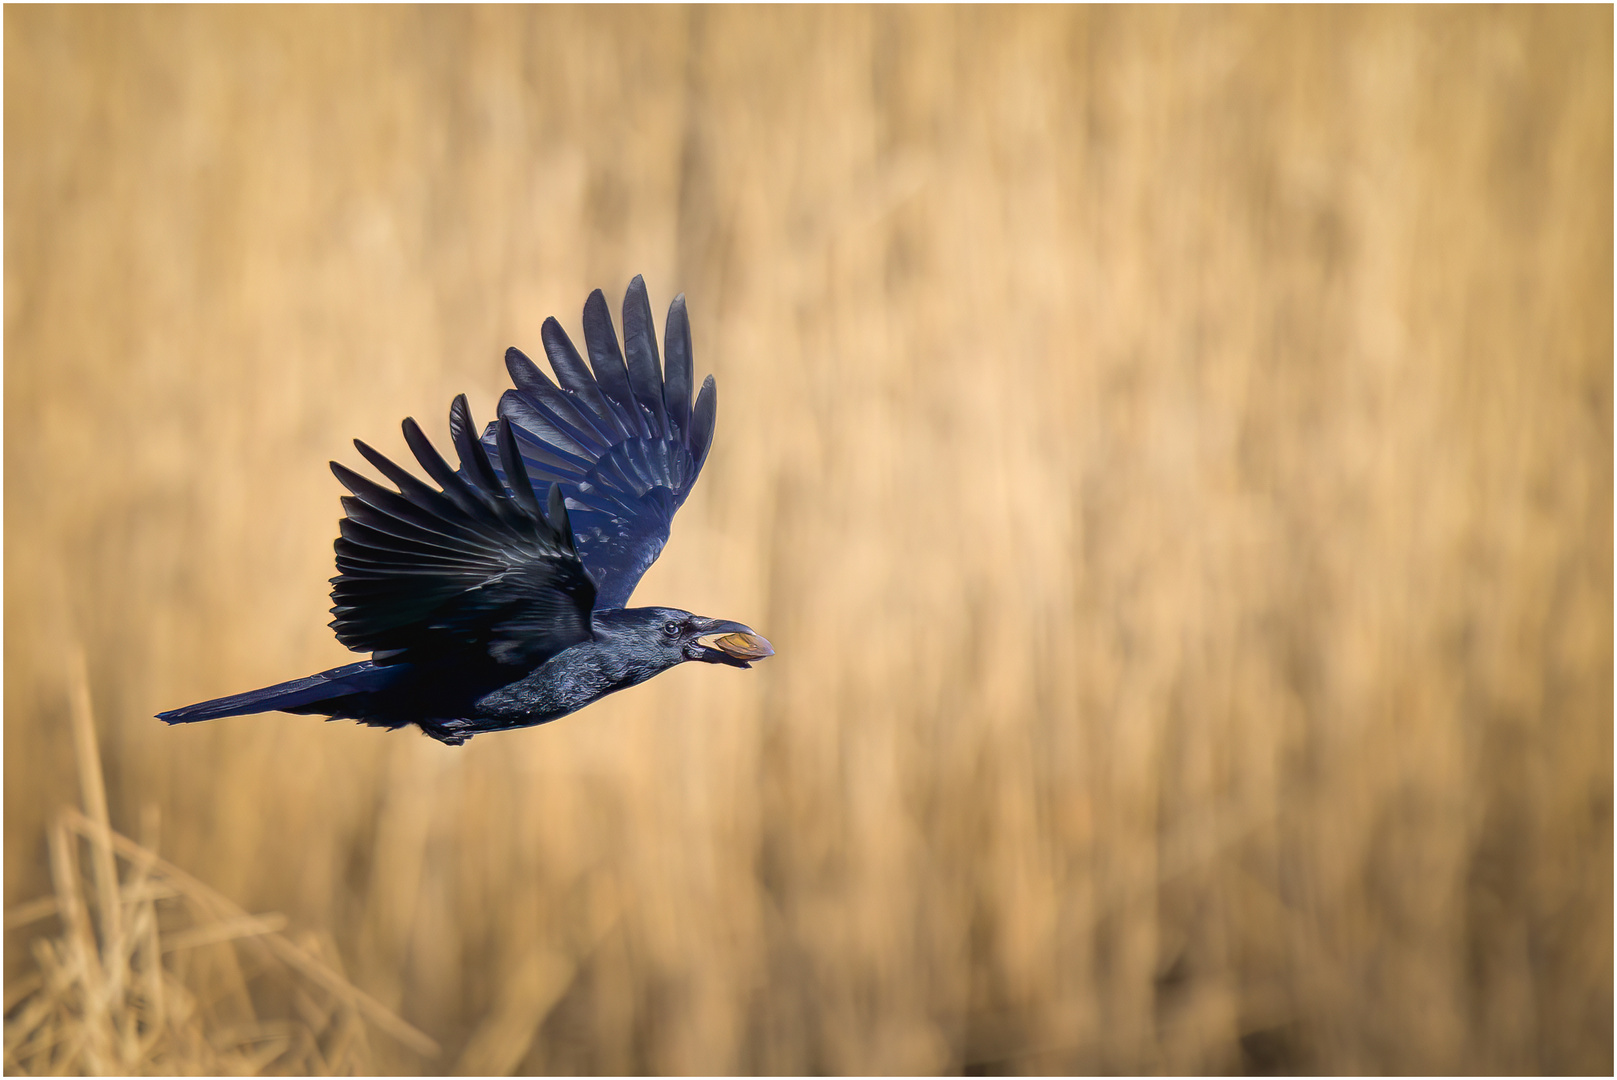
[602,607,775,669]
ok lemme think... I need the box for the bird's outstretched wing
[480,276,717,610]
[329,395,597,669]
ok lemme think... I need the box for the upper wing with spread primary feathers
[479,276,717,610]
[329,395,596,669]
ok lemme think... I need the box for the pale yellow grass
[5,6,1612,1075]
[5,651,437,1073]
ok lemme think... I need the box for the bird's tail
[157,660,400,724]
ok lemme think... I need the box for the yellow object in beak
[711,632,775,660]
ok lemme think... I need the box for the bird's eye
[663,621,682,638]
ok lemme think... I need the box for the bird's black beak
[686,619,775,668]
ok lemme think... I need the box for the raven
[158,277,772,745]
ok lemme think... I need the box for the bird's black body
[159,278,771,745]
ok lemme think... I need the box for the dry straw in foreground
[3,652,439,1075]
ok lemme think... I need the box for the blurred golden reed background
[5,5,1612,1074]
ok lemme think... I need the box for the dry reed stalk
[2,656,440,1075]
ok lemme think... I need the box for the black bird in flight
[159,277,772,745]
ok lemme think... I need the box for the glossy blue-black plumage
[157,279,765,745]
[329,398,594,671]
[482,275,717,610]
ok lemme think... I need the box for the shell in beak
[708,631,775,661]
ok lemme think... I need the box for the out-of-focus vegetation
[5,653,436,1073]
[6,6,1611,1074]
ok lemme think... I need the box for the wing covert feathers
[330,399,595,670]
[480,279,719,610]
